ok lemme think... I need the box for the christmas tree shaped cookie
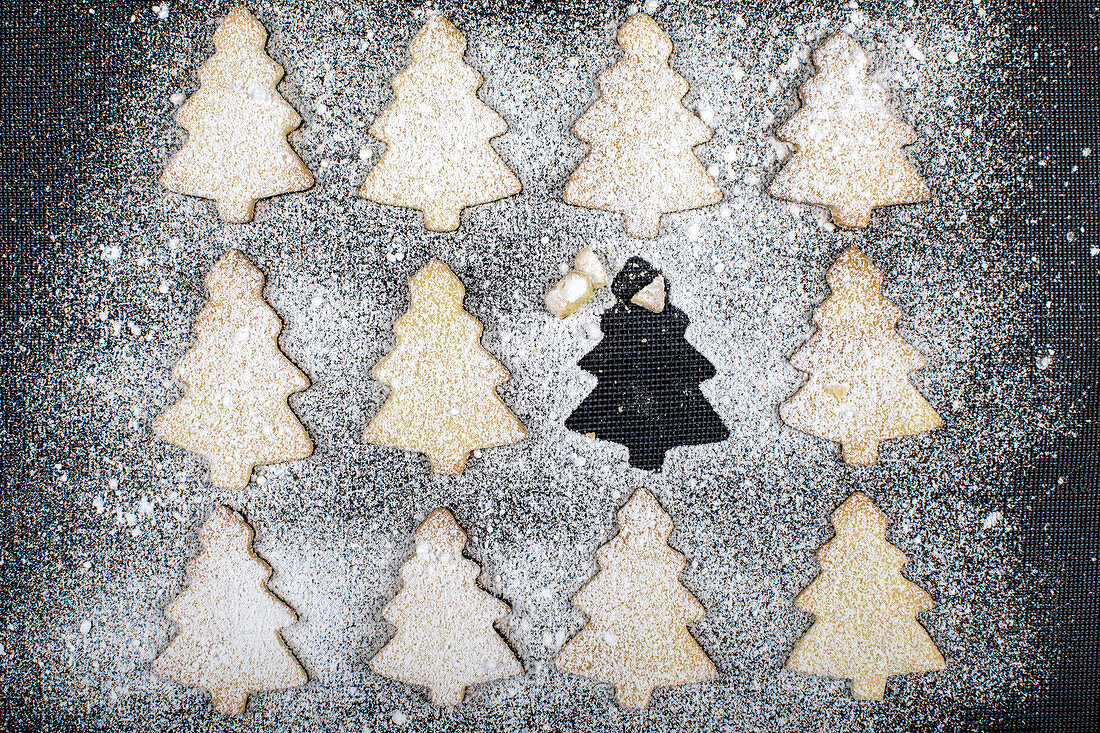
[788,492,945,700]
[359,15,521,231]
[364,260,526,473]
[371,508,522,705]
[566,257,728,470]
[557,488,716,708]
[161,7,313,222]
[152,506,308,715]
[564,13,721,238]
[769,32,930,228]
[780,247,940,465]
[154,250,312,489]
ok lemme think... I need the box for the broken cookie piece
[546,271,594,318]
[630,275,666,313]
[574,247,609,288]
[546,248,611,318]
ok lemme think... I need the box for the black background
[1015,0,1100,730]
[2,0,1098,730]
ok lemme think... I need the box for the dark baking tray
[2,0,1097,730]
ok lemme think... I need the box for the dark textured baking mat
[2,0,1098,731]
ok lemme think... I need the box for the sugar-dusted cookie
[152,506,308,715]
[557,488,716,708]
[370,508,522,706]
[359,15,521,232]
[154,250,312,489]
[769,32,930,228]
[160,7,313,223]
[564,13,722,239]
[780,247,940,465]
[788,492,945,700]
[364,260,526,473]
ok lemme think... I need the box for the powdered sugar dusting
[10,1,1064,730]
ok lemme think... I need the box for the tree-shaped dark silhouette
[565,258,728,470]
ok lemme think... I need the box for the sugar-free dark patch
[566,257,729,470]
